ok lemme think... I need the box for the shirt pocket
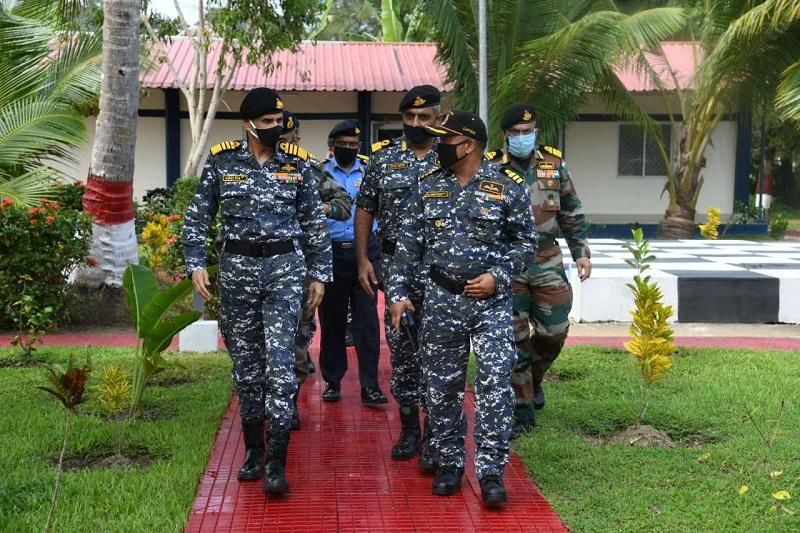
[381,176,415,214]
[537,178,561,212]
[469,202,504,244]
[272,183,298,217]
[219,182,254,218]
[422,199,450,242]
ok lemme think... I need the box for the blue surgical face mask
[507,132,537,159]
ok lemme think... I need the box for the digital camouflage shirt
[387,160,538,303]
[182,138,333,282]
[356,136,440,247]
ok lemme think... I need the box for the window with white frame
[617,123,671,177]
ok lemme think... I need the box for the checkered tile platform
[566,239,800,323]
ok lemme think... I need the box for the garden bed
[515,345,800,531]
[0,346,231,532]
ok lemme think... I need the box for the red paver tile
[184,307,568,533]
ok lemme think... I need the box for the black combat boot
[533,382,545,410]
[509,403,535,440]
[479,475,507,507]
[431,465,464,496]
[391,405,421,460]
[418,416,439,473]
[263,428,290,496]
[237,418,265,481]
[290,391,301,431]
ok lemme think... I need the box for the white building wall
[565,120,737,223]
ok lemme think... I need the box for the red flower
[30,218,38,225]
[76,181,85,188]
[168,214,182,222]
[28,207,39,215]
[45,216,56,224]
[1,198,13,208]
[87,257,98,267]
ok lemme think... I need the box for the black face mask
[334,146,358,166]
[403,123,431,145]
[436,139,469,169]
[249,122,282,149]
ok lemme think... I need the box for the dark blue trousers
[318,235,382,388]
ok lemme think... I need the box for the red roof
[141,39,697,94]
[141,39,449,92]
[614,42,699,92]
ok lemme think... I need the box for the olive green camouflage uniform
[500,147,590,420]
[293,154,353,383]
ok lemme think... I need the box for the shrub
[623,227,675,425]
[769,212,789,240]
[48,181,86,212]
[699,207,720,240]
[0,199,93,349]
[136,177,220,319]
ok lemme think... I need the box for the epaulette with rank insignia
[503,168,524,185]
[543,146,562,159]
[372,139,391,153]
[357,154,370,163]
[209,140,241,156]
[279,142,309,160]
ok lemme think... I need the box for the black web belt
[428,265,482,295]
[224,239,295,258]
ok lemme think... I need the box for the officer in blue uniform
[318,119,387,405]
[183,88,332,496]
[387,111,537,506]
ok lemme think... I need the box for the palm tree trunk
[661,145,700,239]
[79,0,140,287]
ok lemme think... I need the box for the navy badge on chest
[275,162,300,184]
[222,174,247,183]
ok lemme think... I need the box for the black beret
[240,88,285,120]
[425,110,487,142]
[282,110,299,132]
[328,119,361,139]
[399,85,441,111]
[500,104,537,131]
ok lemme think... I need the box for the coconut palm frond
[44,31,103,108]
[0,98,86,166]
[777,60,800,121]
[0,166,58,205]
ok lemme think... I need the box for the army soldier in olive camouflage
[388,111,537,507]
[355,85,442,469]
[279,111,352,431]
[497,104,592,439]
[183,88,332,496]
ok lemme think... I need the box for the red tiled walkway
[184,347,567,533]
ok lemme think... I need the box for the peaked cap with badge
[425,110,488,142]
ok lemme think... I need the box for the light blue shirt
[324,157,375,241]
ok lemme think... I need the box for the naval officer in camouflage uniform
[387,111,537,506]
[280,110,352,429]
[183,88,332,496]
[355,85,442,468]
[497,104,592,439]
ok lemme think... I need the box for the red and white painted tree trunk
[80,0,141,286]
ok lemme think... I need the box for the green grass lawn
[515,345,800,532]
[0,346,232,533]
